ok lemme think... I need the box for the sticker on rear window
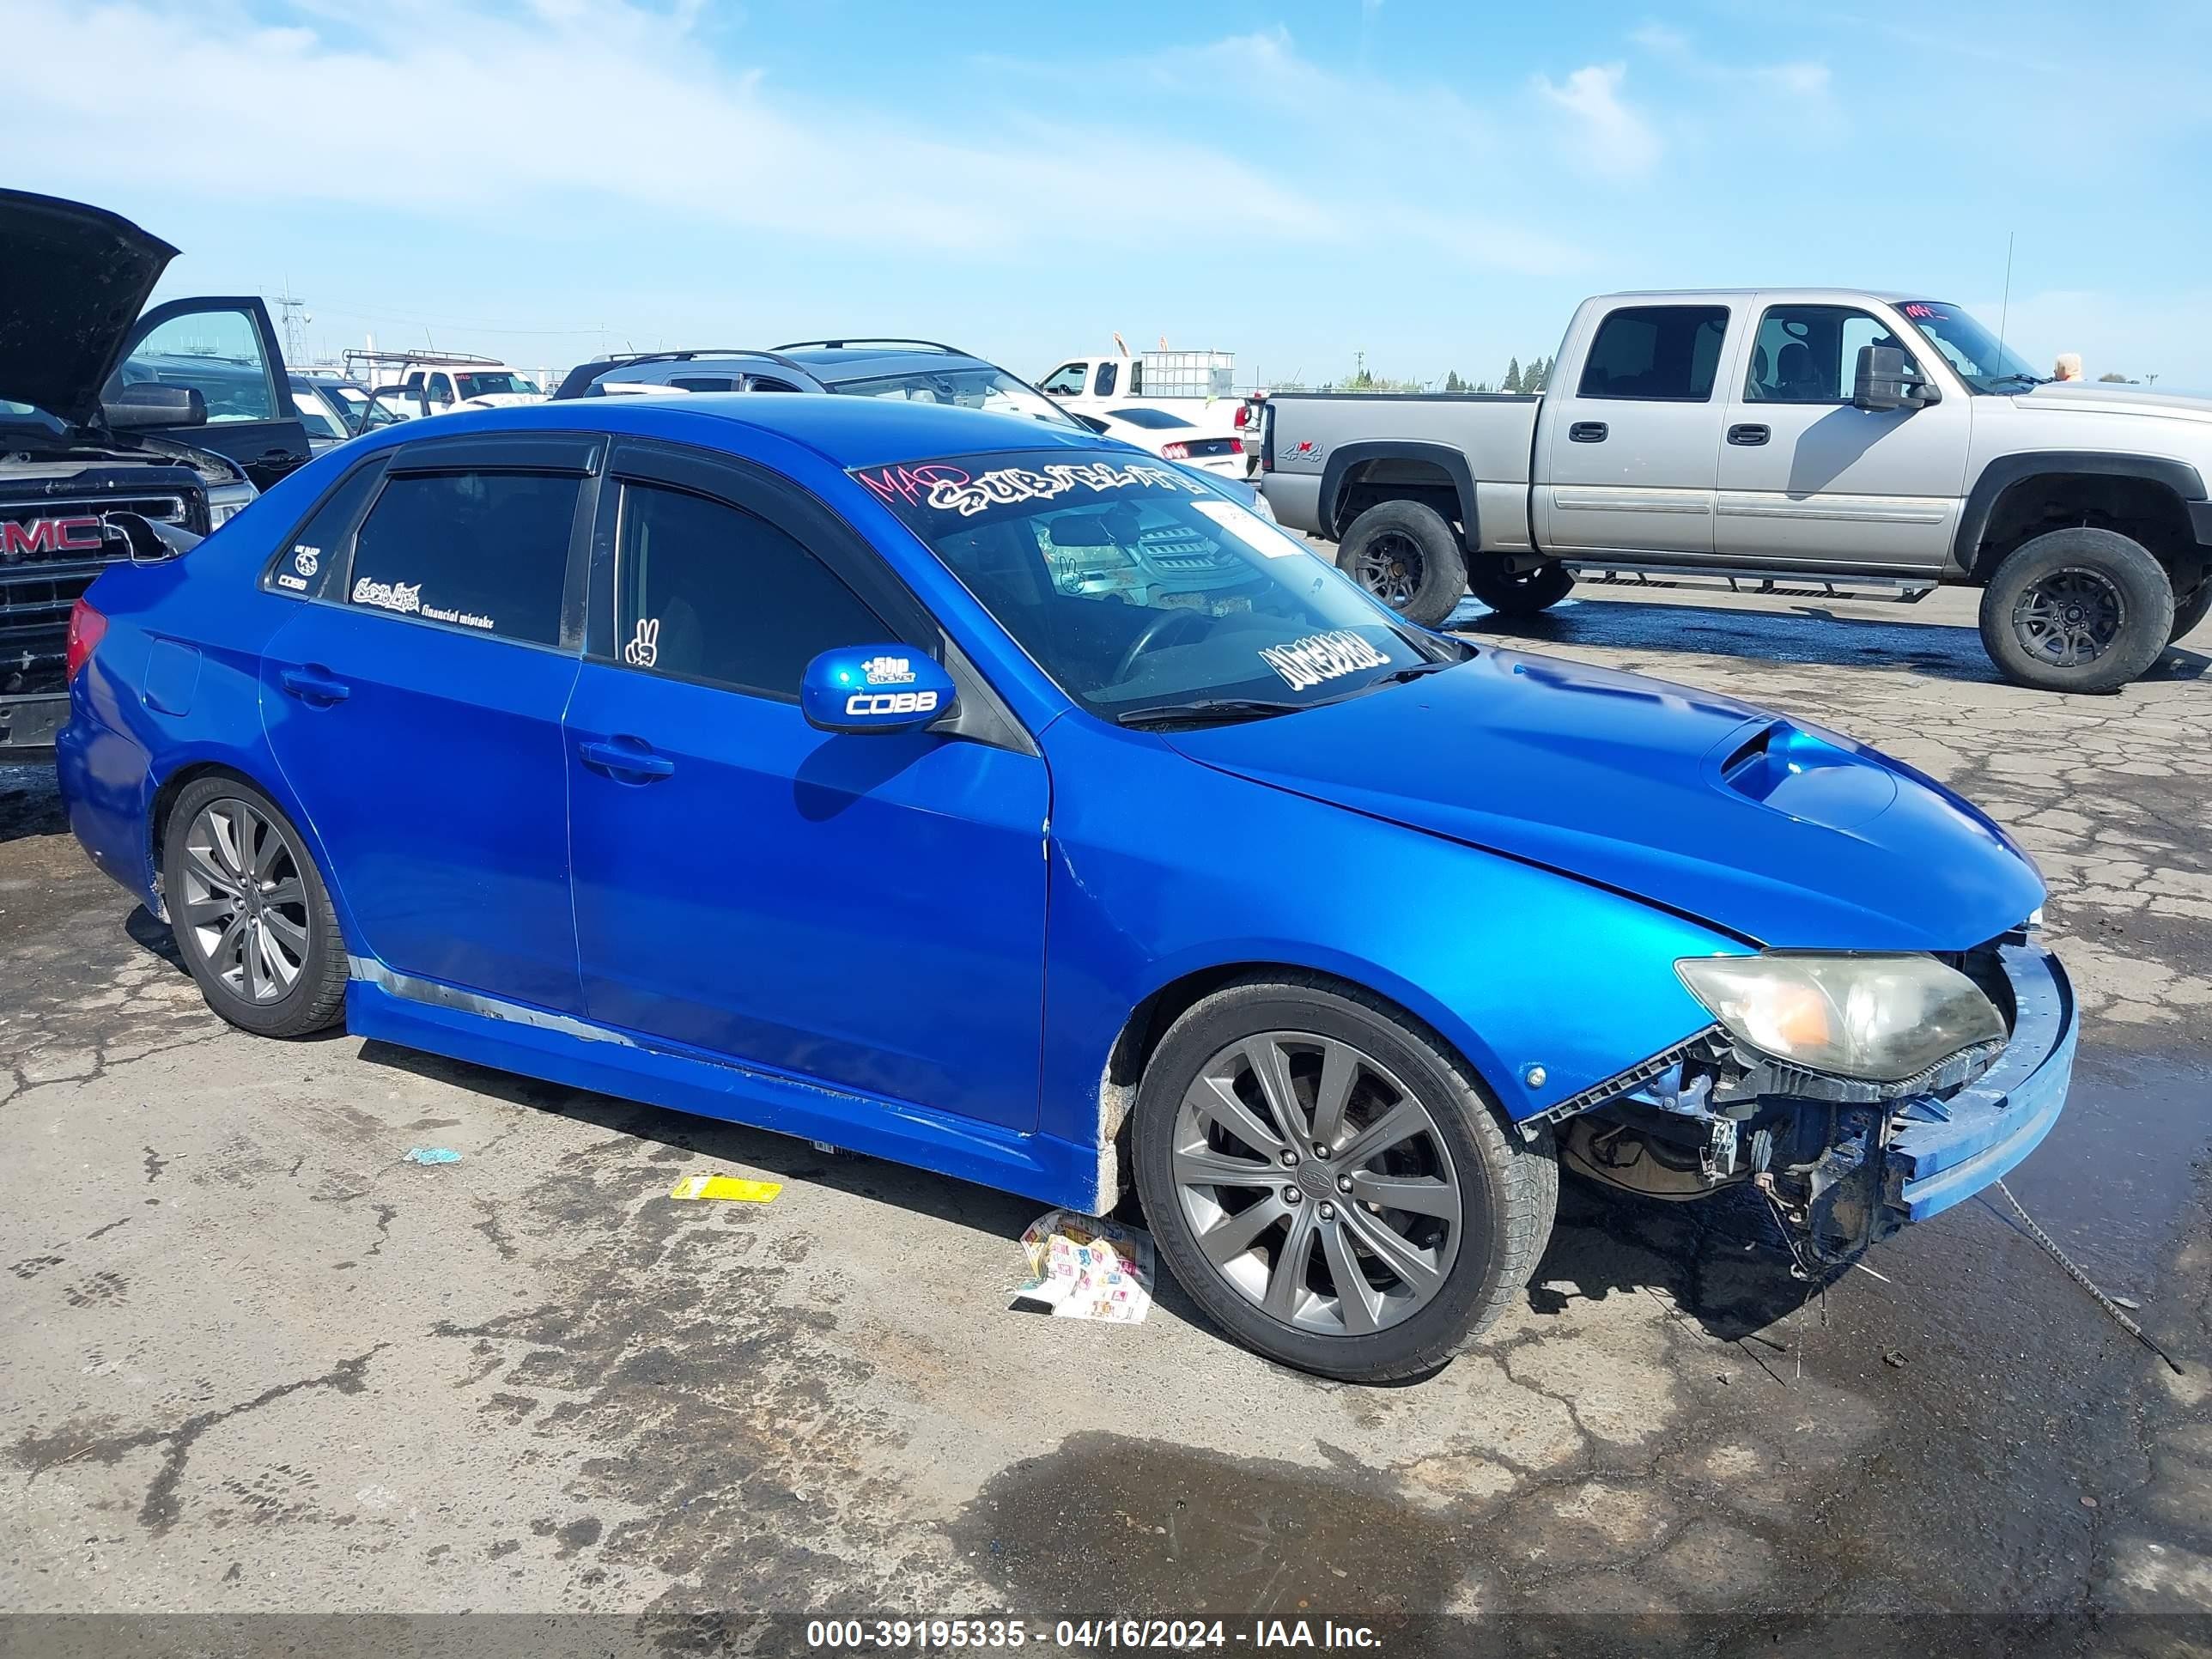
[856,459,1206,518]
[352,577,422,616]
[1192,499,1306,558]
[1258,629,1390,692]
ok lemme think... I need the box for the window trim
[1741,302,1925,407]
[258,453,391,600]
[1574,304,1733,404]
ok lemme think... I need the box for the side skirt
[343,972,1106,1214]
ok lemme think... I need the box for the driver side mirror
[102,383,207,429]
[1853,344,1938,411]
[800,647,957,735]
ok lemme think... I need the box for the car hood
[2019,384,2212,424]
[1166,648,2044,951]
[0,190,177,427]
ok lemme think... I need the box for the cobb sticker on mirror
[352,577,422,616]
[856,460,1206,518]
[624,617,660,668]
[1259,629,1391,691]
[860,654,915,685]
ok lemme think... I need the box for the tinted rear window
[347,471,579,646]
[1577,306,1729,402]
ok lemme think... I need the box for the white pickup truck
[1258,289,2212,691]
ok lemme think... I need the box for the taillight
[1233,404,1250,428]
[1161,441,1190,459]
[66,598,107,681]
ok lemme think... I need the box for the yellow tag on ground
[669,1174,782,1204]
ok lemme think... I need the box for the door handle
[577,737,675,781]
[1728,423,1771,447]
[1568,421,1608,443]
[280,665,349,704]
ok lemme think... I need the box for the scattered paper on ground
[404,1146,461,1165]
[1009,1209,1154,1323]
[669,1174,781,1204]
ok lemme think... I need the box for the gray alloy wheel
[1349,532,1423,611]
[1978,526,2172,692]
[179,797,312,1004]
[1171,1030,1462,1337]
[2011,565,2126,669]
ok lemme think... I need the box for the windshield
[289,388,348,441]
[455,371,540,398]
[1895,301,2043,392]
[855,449,1444,722]
[832,368,1080,428]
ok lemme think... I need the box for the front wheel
[2170,577,2211,644]
[1978,527,2173,692]
[1467,559,1575,617]
[1335,501,1468,628]
[161,775,349,1038]
[1132,976,1556,1382]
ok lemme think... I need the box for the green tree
[1443,369,1464,392]
[2097,371,2130,383]
[1527,355,1551,392]
[1504,357,1523,393]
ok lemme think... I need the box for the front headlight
[1676,953,2005,1083]
[207,479,258,527]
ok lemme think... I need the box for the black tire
[161,775,348,1038]
[1978,527,2173,693]
[1335,501,1468,628]
[1132,974,1556,1382]
[2170,577,2212,644]
[1467,559,1575,617]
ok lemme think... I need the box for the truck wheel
[1978,527,2173,693]
[1336,501,1467,628]
[1467,560,1575,617]
[1132,974,1556,1382]
[2170,577,2211,644]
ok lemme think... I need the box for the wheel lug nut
[1282,1186,1302,1205]
[1279,1149,1298,1167]
[1318,1202,1335,1220]
[1337,1175,1352,1194]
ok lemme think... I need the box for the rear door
[258,432,598,1012]
[1537,302,1735,558]
[1712,298,1969,572]
[112,297,310,489]
[562,440,1049,1131]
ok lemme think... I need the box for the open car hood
[1168,648,2045,951]
[0,190,177,427]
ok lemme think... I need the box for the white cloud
[1532,64,1661,180]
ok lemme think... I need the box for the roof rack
[772,338,963,355]
[341,348,505,371]
[582,347,811,374]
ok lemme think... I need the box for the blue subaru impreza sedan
[57,395,2075,1381]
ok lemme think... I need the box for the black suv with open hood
[1,190,309,749]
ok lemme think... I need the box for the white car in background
[1069,405,1251,478]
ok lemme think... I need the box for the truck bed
[1261,392,1540,543]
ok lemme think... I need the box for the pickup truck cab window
[347,471,580,645]
[1577,306,1729,403]
[426,373,455,405]
[1040,362,1087,396]
[1746,306,1915,404]
[611,480,889,698]
[1093,362,1119,398]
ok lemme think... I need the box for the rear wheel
[1467,559,1575,617]
[1978,526,2173,692]
[1133,975,1556,1382]
[161,775,348,1038]
[1335,501,1468,628]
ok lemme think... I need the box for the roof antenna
[1996,229,2015,367]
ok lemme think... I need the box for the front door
[112,298,310,489]
[259,439,592,1012]
[1712,299,1971,572]
[562,443,1049,1132]
[1538,301,1735,559]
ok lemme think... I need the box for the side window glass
[1039,363,1086,396]
[348,471,579,645]
[427,374,454,404]
[1577,306,1729,402]
[670,376,737,392]
[109,307,276,423]
[1745,306,1910,403]
[264,462,383,600]
[614,481,889,697]
[292,393,346,441]
[1093,362,1117,398]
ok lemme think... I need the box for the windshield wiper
[1985,372,2048,389]
[1114,697,1306,729]
[1364,660,1456,688]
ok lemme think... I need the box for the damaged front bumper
[1553,943,2077,1264]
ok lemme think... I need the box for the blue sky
[13,0,2212,388]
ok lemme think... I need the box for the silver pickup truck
[1258,289,2212,691]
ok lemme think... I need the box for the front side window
[1895,301,2042,393]
[427,374,454,404]
[612,482,889,697]
[670,376,738,392]
[1746,306,1912,403]
[109,307,276,422]
[831,365,1079,428]
[854,449,1440,723]
[1577,306,1729,402]
[290,389,348,441]
[347,471,580,645]
[1039,362,1087,396]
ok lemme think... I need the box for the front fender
[1036,717,1739,1154]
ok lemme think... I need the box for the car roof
[780,345,993,384]
[367,392,1118,471]
[1594,288,1933,304]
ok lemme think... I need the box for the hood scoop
[1715,719,1899,830]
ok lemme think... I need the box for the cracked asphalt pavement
[1,582,2208,1655]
